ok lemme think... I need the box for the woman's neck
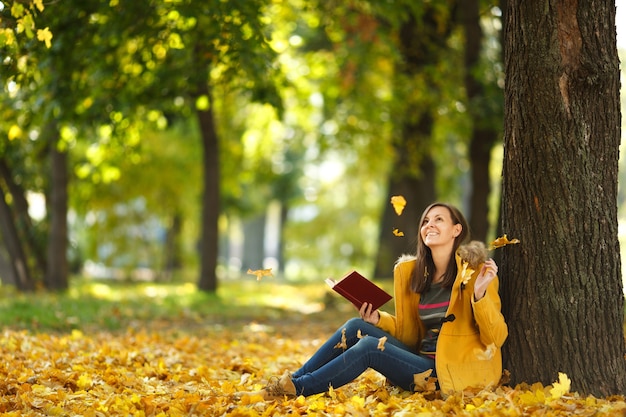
[431,246,454,281]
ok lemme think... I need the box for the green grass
[0,277,359,333]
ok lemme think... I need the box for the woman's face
[420,205,462,249]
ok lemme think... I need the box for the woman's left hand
[474,258,498,301]
[359,302,380,325]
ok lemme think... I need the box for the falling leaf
[489,235,520,250]
[413,369,437,392]
[474,343,496,361]
[392,228,404,237]
[246,268,273,281]
[390,196,407,216]
[334,328,347,350]
[377,336,387,351]
[549,373,571,399]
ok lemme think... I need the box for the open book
[325,270,392,311]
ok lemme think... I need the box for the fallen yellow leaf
[377,336,387,351]
[334,328,347,350]
[549,372,571,399]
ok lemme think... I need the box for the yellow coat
[377,253,508,395]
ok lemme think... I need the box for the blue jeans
[290,318,435,396]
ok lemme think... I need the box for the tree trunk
[241,214,266,273]
[501,0,625,396]
[196,82,220,293]
[374,140,436,279]
[461,0,501,242]
[373,4,455,277]
[162,212,182,280]
[0,158,47,277]
[45,129,69,290]
[0,186,34,291]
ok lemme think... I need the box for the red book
[325,270,392,311]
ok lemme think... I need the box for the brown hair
[411,202,470,293]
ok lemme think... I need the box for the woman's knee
[351,335,380,353]
[342,317,367,334]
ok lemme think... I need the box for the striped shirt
[418,282,451,357]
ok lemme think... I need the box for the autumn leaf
[413,369,437,392]
[377,336,387,351]
[392,228,404,237]
[474,343,496,360]
[459,261,475,289]
[334,328,347,350]
[489,234,520,250]
[246,268,273,281]
[549,372,571,399]
[390,196,407,216]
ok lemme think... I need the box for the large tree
[500,0,625,395]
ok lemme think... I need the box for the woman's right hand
[359,302,380,325]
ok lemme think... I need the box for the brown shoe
[236,372,297,401]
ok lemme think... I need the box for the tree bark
[196,82,220,292]
[501,0,625,395]
[45,128,69,291]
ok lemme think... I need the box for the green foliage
[0,0,512,288]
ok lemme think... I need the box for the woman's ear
[453,224,462,238]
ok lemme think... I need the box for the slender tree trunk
[196,82,220,292]
[0,186,34,291]
[45,128,69,290]
[0,158,47,277]
[501,0,625,395]
[162,212,182,280]
[461,0,501,242]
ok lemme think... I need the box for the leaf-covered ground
[2,319,625,416]
[0,280,625,416]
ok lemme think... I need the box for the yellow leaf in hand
[390,196,407,216]
[246,268,273,281]
[377,336,387,351]
[392,228,404,237]
[489,234,520,249]
[549,372,571,399]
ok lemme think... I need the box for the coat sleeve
[471,277,508,348]
[377,310,398,336]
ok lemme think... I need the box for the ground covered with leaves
[0,280,625,416]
